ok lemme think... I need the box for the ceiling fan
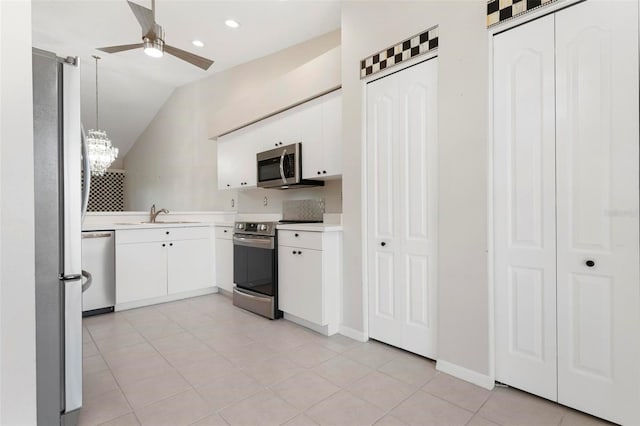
[97,0,214,70]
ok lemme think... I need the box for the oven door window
[233,244,276,296]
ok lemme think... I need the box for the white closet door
[367,71,402,348]
[493,15,558,400]
[398,60,438,358]
[555,1,640,423]
[367,59,438,359]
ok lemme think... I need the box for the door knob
[381,242,386,247]
[585,260,595,267]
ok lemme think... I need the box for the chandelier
[86,55,118,176]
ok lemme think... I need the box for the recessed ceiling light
[225,19,240,29]
[192,40,204,47]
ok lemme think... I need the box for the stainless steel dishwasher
[81,231,115,316]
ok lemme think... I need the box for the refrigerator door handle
[81,124,91,222]
[81,270,92,293]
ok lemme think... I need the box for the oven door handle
[279,148,287,184]
[233,235,275,249]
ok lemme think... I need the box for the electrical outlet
[263,196,268,206]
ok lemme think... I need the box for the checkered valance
[487,0,559,27]
[360,26,439,79]
[81,170,125,212]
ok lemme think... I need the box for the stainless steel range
[232,221,282,319]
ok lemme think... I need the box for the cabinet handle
[323,170,327,174]
[224,230,228,233]
[226,184,230,187]
[162,243,166,247]
[166,231,170,235]
[169,243,173,247]
[317,171,321,175]
[297,251,302,255]
[381,242,386,247]
[586,260,595,267]
[294,233,299,237]
[292,250,296,255]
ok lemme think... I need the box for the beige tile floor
[80,293,612,426]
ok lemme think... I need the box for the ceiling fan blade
[97,43,144,53]
[164,44,214,70]
[127,0,155,35]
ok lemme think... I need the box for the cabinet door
[278,247,323,324]
[293,99,323,180]
[493,15,557,401]
[215,237,234,292]
[217,127,258,189]
[555,1,640,423]
[115,242,167,304]
[321,91,342,177]
[167,238,212,295]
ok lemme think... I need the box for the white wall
[0,0,38,424]
[342,1,490,376]
[124,30,341,214]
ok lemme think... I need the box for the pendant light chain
[93,55,100,130]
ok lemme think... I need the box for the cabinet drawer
[215,226,233,240]
[116,228,169,244]
[278,230,323,250]
[116,226,209,244]
[167,226,210,241]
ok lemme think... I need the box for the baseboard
[284,313,337,336]
[339,325,368,342]
[436,359,495,390]
[115,287,218,311]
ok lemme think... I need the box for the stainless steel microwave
[256,143,323,189]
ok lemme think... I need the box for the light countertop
[83,222,223,231]
[276,223,343,232]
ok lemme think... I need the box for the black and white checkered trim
[82,170,125,212]
[487,0,558,27]
[360,26,438,79]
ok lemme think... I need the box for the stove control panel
[233,221,276,236]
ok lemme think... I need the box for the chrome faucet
[149,204,169,223]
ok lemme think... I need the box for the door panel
[375,252,395,319]
[509,266,545,361]
[367,72,402,345]
[494,15,557,401]
[555,1,640,423]
[399,59,438,359]
[367,58,438,358]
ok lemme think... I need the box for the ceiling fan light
[143,38,164,58]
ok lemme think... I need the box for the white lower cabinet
[116,241,167,304]
[167,238,211,295]
[278,247,323,324]
[115,226,213,308]
[277,229,341,335]
[214,225,234,293]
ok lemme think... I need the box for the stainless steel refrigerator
[33,48,91,426]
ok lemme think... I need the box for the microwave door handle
[279,148,287,183]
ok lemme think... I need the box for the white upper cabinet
[216,90,342,189]
[217,125,259,190]
[302,91,342,179]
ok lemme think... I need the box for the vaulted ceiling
[32,0,341,158]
